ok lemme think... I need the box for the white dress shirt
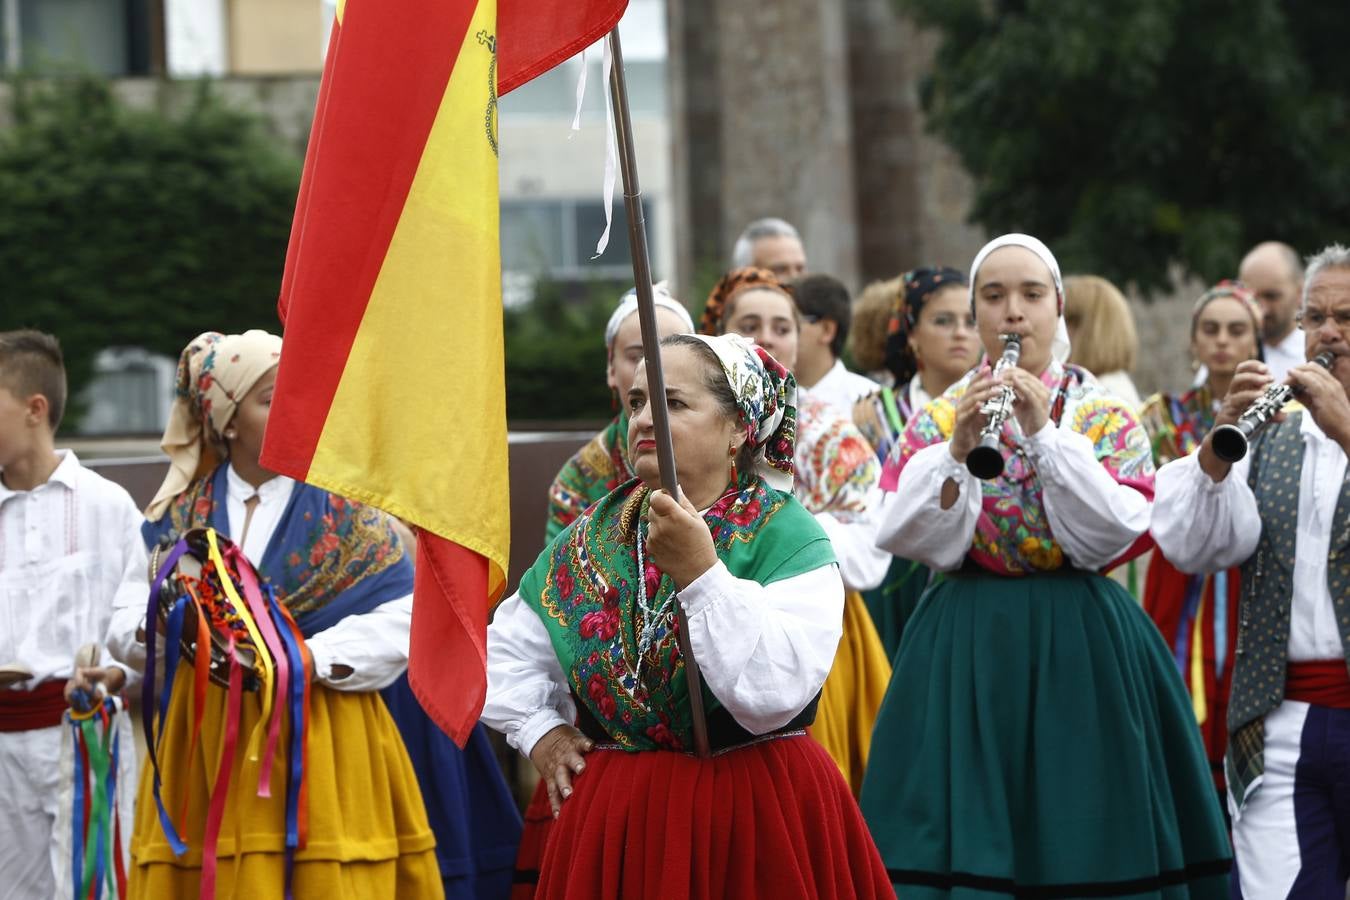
[1152,413,1347,660]
[1263,329,1309,386]
[0,450,145,685]
[483,560,845,758]
[803,359,880,419]
[108,465,414,691]
[878,422,1152,572]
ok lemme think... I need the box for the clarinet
[1210,351,1334,463]
[966,333,1023,480]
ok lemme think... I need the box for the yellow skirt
[809,590,892,796]
[129,662,443,900]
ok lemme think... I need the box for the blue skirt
[381,674,522,900]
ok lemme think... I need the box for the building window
[4,0,157,76]
[501,197,654,281]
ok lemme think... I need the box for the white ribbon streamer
[593,37,617,259]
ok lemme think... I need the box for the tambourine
[149,528,262,691]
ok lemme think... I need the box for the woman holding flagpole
[484,333,892,899]
[697,267,892,795]
[107,331,520,899]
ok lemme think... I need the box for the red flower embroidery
[646,722,682,750]
[726,498,762,527]
[555,563,576,600]
[308,532,339,566]
[598,695,617,719]
[578,609,618,641]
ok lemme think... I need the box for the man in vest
[1153,243,1350,897]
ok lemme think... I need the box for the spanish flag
[263,0,627,745]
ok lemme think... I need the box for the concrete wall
[668,0,860,291]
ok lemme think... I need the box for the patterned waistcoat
[1226,412,1350,805]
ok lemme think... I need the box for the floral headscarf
[146,330,283,520]
[688,333,798,491]
[968,233,1071,364]
[698,267,795,336]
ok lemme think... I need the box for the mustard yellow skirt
[129,663,443,900]
[809,590,893,796]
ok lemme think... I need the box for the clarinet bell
[1210,423,1249,463]
[966,438,1006,480]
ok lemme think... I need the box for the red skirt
[535,734,894,900]
[511,780,554,899]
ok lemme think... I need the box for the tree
[503,278,625,422]
[0,76,301,426]
[903,0,1350,292]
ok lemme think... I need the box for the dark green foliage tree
[0,76,301,425]
[503,279,624,423]
[903,0,1350,292]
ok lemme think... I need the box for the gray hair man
[1153,243,1350,897]
[731,218,806,281]
[1239,241,1305,382]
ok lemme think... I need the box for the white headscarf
[603,282,694,350]
[968,233,1072,364]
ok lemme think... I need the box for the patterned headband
[699,267,795,336]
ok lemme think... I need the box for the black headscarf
[884,266,967,384]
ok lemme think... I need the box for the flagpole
[607,26,712,759]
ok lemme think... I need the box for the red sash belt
[0,681,70,731]
[1286,660,1350,708]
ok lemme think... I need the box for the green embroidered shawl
[519,476,834,751]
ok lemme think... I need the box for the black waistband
[573,689,821,754]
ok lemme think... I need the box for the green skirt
[859,570,1231,898]
[862,555,932,664]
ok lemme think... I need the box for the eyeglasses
[923,313,978,333]
[1297,308,1350,332]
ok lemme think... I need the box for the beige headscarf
[146,330,283,521]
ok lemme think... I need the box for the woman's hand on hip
[529,724,595,818]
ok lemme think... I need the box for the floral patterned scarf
[545,414,634,542]
[142,464,411,636]
[883,361,1155,575]
[518,476,833,751]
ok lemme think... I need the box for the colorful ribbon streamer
[67,697,126,900]
[140,529,311,900]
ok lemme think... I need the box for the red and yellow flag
[263,0,627,744]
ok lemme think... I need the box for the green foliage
[902,0,1350,293]
[0,76,300,426]
[503,279,625,422]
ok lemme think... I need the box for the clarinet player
[861,234,1230,897]
[1153,243,1350,897]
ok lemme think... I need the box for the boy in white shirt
[0,330,143,898]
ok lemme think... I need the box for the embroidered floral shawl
[795,393,879,520]
[545,414,634,543]
[142,464,411,636]
[885,361,1155,575]
[519,476,834,751]
[1139,385,1218,467]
